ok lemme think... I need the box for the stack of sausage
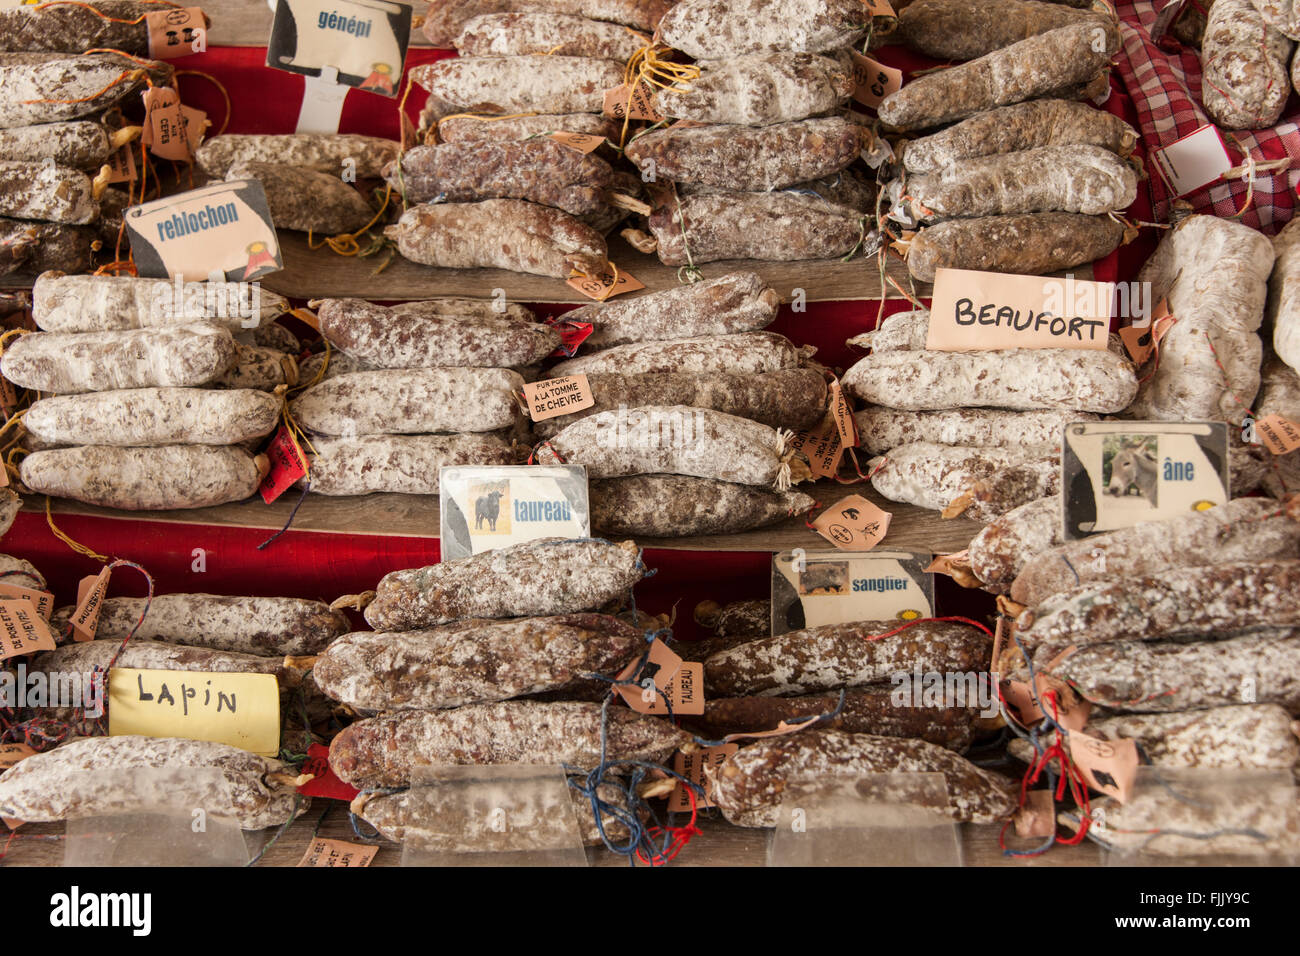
[0,1,197,274]
[839,308,1139,523]
[316,538,685,850]
[195,133,396,239]
[1200,0,1300,130]
[881,0,1139,280]
[392,3,674,278]
[530,272,825,537]
[1,272,301,511]
[0,586,354,829]
[287,296,553,497]
[653,597,1020,830]
[628,0,878,265]
[996,503,1300,856]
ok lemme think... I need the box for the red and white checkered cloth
[1114,0,1300,234]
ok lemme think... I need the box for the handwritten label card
[927,269,1112,351]
[0,601,57,661]
[108,668,281,756]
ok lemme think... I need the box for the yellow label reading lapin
[108,668,281,756]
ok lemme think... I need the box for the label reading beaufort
[267,0,412,97]
[523,375,595,422]
[124,179,281,282]
[927,269,1111,351]
[108,667,281,756]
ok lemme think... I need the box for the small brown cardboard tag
[1118,299,1173,366]
[522,375,595,422]
[146,7,207,59]
[0,584,54,621]
[1257,414,1300,455]
[0,742,35,772]
[1068,731,1139,803]
[615,638,683,713]
[0,600,57,660]
[566,266,644,301]
[259,425,308,504]
[862,0,896,15]
[179,104,209,153]
[847,50,903,109]
[924,549,968,577]
[549,131,605,154]
[1014,789,1056,839]
[106,144,138,184]
[811,494,891,551]
[141,87,192,161]
[828,379,856,446]
[297,838,378,867]
[628,661,704,716]
[602,81,663,121]
[927,268,1111,351]
[71,567,111,643]
[1001,679,1044,724]
[668,743,737,812]
[788,415,842,479]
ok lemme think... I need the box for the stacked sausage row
[3,272,299,510]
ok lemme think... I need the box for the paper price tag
[522,375,595,422]
[828,378,855,446]
[297,838,378,867]
[141,87,192,161]
[549,131,605,154]
[862,0,896,15]
[0,583,53,621]
[669,743,737,812]
[179,104,209,153]
[1118,298,1173,366]
[927,268,1111,351]
[71,567,111,642]
[602,81,663,121]
[566,266,644,301]
[298,742,360,801]
[847,50,902,109]
[260,425,308,503]
[1067,731,1138,803]
[146,7,207,59]
[0,743,35,772]
[811,494,892,551]
[1153,125,1233,197]
[0,600,57,660]
[1014,789,1056,839]
[106,144,138,184]
[626,662,704,716]
[108,668,281,756]
[1255,414,1300,455]
[615,638,683,713]
[788,417,842,479]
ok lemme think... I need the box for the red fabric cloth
[1112,0,1300,234]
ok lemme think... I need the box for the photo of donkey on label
[1102,434,1159,510]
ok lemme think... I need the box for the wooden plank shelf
[262,233,923,305]
[25,479,982,554]
[0,813,1098,867]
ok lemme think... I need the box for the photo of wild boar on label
[267,0,412,97]
[771,549,934,636]
[124,180,281,282]
[1062,421,1229,540]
